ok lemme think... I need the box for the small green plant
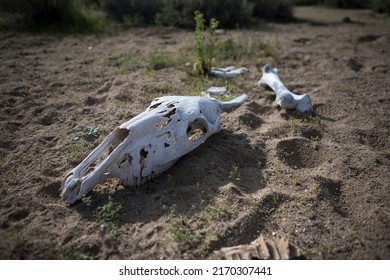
[148,52,176,70]
[308,116,323,125]
[290,173,301,186]
[96,196,124,233]
[208,199,234,220]
[110,53,139,72]
[167,174,176,188]
[171,216,196,242]
[64,141,92,164]
[83,126,99,138]
[82,196,92,206]
[194,11,219,76]
[194,11,206,76]
[228,165,240,181]
[199,196,238,225]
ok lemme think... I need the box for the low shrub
[250,0,294,22]
[371,0,390,15]
[103,0,161,25]
[156,0,253,28]
[102,0,293,28]
[291,0,374,9]
[291,0,325,5]
[322,0,370,8]
[0,0,96,32]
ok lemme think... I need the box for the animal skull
[61,94,248,203]
[258,65,312,113]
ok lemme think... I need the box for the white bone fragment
[206,86,228,96]
[258,65,312,113]
[211,66,248,78]
[61,94,248,203]
[202,86,229,98]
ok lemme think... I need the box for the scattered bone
[211,66,248,78]
[212,235,302,260]
[258,64,312,113]
[206,86,228,96]
[61,94,248,203]
[202,86,229,98]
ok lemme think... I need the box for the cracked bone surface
[61,94,248,203]
[258,65,312,113]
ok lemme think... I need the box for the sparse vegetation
[251,0,293,22]
[1,0,388,262]
[83,126,99,138]
[166,174,176,188]
[81,195,92,206]
[148,52,177,70]
[170,215,199,245]
[371,0,390,15]
[1,0,387,33]
[110,53,140,72]
[292,0,389,15]
[156,0,254,28]
[0,0,110,32]
[228,165,241,181]
[63,141,92,164]
[193,11,219,76]
[206,197,238,221]
[96,196,124,234]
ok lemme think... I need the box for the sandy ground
[0,7,389,259]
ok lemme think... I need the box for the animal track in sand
[276,137,327,169]
[239,112,263,129]
[313,103,348,121]
[38,180,62,199]
[316,176,346,217]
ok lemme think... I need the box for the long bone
[61,94,248,203]
[258,65,312,113]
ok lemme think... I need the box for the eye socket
[187,118,207,141]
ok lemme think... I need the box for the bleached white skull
[61,94,248,203]
[258,65,312,113]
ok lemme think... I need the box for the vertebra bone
[258,65,312,113]
[61,94,248,203]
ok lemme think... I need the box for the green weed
[110,53,139,72]
[82,196,92,206]
[228,165,241,181]
[63,141,92,164]
[83,126,99,138]
[194,11,219,76]
[166,174,176,188]
[170,216,199,244]
[96,196,124,234]
[148,52,177,70]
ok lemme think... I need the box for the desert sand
[0,7,389,259]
